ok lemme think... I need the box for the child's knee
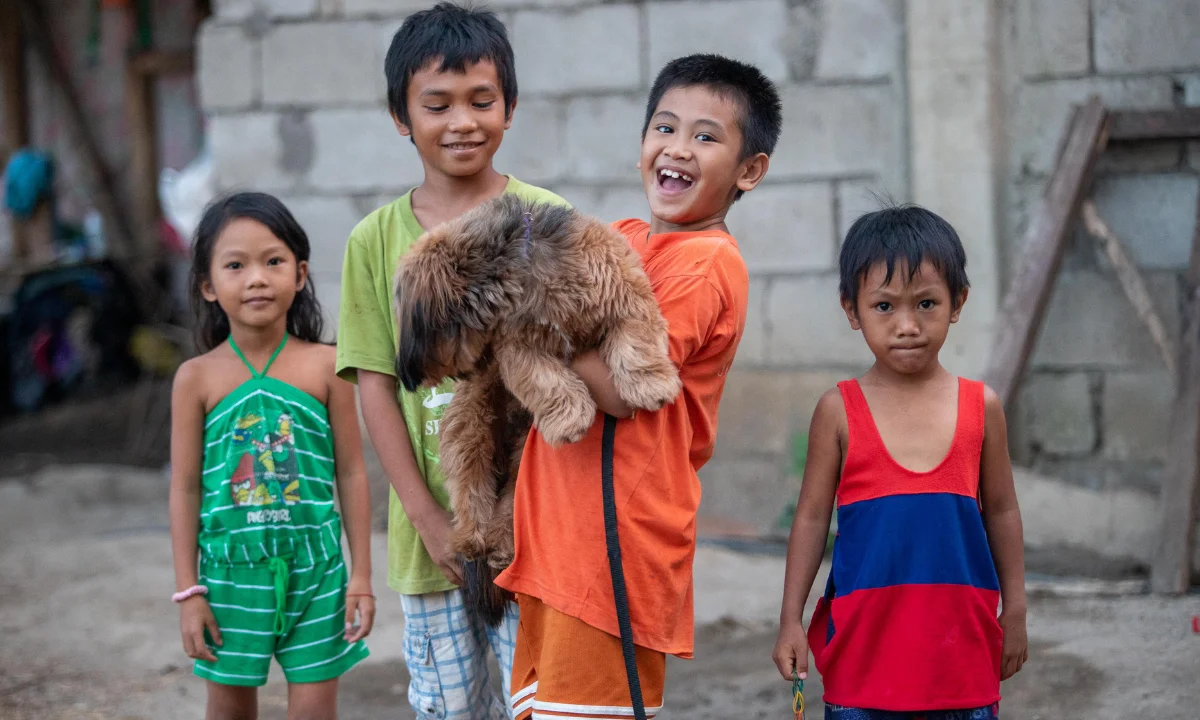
[206,682,258,720]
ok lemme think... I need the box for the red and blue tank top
[808,377,1003,711]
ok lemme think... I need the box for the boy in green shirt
[335,4,566,718]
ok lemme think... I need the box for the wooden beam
[1081,200,1178,375]
[16,0,137,259]
[125,61,160,260]
[1150,188,1200,594]
[1108,107,1200,142]
[984,96,1110,406]
[128,49,194,76]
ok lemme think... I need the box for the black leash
[601,413,647,720]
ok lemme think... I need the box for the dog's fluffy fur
[394,194,681,624]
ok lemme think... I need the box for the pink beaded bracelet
[172,585,208,603]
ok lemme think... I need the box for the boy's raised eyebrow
[651,110,680,122]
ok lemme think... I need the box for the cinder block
[737,278,767,367]
[265,0,318,19]
[1015,0,1090,77]
[511,6,641,95]
[493,99,565,186]
[647,0,789,83]
[1094,0,1200,73]
[1031,270,1181,370]
[1103,371,1175,462]
[563,95,643,183]
[729,183,835,273]
[262,22,381,105]
[1020,372,1096,456]
[308,109,426,192]
[771,85,897,178]
[1010,77,1174,177]
[209,112,295,191]
[1089,173,1200,269]
[814,0,900,80]
[277,195,362,273]
[553,185,647,223]
[197,23,258,112]
[766,275,874,367]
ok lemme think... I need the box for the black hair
[642,54,782,200]
[189,192,325,352]
[385,2,518,127]
[838,204,970,310]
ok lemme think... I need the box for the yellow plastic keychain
[792,671,806,718]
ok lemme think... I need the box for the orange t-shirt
[494,218,749,658]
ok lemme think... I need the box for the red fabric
[837,378,985,505]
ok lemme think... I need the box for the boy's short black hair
[839,205,970,309]
[385,2,517,126]
[642,54,782,198]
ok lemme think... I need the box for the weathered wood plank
[1150,186,1200,594]
[984,96,1109,406]
[1109,107,1200,142]
[1081,200,1177,375]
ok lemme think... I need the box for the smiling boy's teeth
[659,169,694,182]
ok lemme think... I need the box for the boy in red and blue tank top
[773,206,1028,719]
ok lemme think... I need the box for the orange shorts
[510,593,666,719]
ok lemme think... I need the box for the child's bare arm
[358,370,462,586]
[570,350,634,418]
[773,389,842,681]
[979,385,1028,680]
[327,363,375,642]
[168,360,221,662]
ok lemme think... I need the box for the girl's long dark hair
[189,192,326,352]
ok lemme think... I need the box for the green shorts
[194,551,369,687]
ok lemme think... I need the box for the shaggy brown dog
[394,194,681,624]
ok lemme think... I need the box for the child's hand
[999,610,1028,680]
[344,577,376,643]
[179,595,221,662]
[413,506,463,586]
[772,621,810,681]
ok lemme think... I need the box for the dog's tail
[460,556,512,627]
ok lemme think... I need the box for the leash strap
[601,413,647,720]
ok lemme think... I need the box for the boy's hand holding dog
[411,501,464,586]
[179,594,221,662]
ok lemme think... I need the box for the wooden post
[983,96,1110,406]
[16,0,137,260]
[1150,191,1200,594]
[0,0,53,269]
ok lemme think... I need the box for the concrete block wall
[1002,0,1200,564]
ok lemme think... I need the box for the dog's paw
[452,526,488,562]
[536,396,597,446]
[486,544,514,571]
[620,367,683,411]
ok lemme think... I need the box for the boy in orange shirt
[494,54,782,719]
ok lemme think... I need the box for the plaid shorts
[401,589,518,720]
[824,703,1000,720]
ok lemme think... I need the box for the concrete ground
[1,465,1197,719]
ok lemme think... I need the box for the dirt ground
[1,464,1197,719]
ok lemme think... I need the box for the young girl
[772,206,1028,719]
[169,192,374,717]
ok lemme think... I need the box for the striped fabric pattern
[195,553,368,685]
[808,378,1003,712]
[193,353,366,686]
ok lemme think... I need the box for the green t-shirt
[335,177,570,595]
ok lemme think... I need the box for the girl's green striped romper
[194,337,368,686]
